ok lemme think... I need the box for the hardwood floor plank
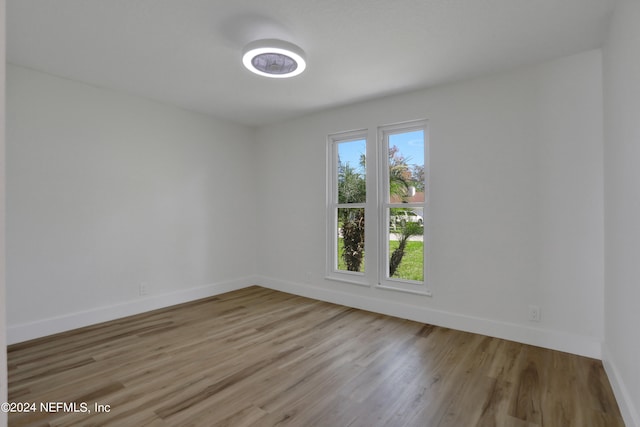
[7,286,624,427]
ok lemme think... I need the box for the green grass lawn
[337,239,423,281]
[389,240,424,281]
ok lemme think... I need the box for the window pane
[388,208,423,281]
[338,139,366,203]
[337,207,365,273]
[388,130,424,203]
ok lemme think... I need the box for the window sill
[325,274,371,288]
[376,283,432,297]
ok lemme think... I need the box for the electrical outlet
[139,282,148,296]
[528,305,541,322]
[304,272,313,284]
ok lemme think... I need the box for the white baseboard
[254,275,602,359]
[602,345,640,427]
[8,275,604,361]
[7,277,254,345]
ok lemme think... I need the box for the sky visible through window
[338,131,424,171]
[389,130,424,170]
[338,139,366,172]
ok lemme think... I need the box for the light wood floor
[8,286,624,427]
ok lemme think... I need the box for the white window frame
[377,120,430,295]
[326,129,370,286]
[326,121,430,296]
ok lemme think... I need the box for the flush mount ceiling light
[242,39,306,78]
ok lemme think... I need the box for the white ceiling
[7,0,615,127]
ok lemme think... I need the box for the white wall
[254,49,605,358]
[603,1,640,425]
[6,65,256,343]
[1,1,8,426]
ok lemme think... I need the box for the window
[378,122,428,293]
[327,120,429,295]
[327,130,369,285]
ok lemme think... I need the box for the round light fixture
[242,39,306,78]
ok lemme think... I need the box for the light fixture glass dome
[242,39,306,78]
